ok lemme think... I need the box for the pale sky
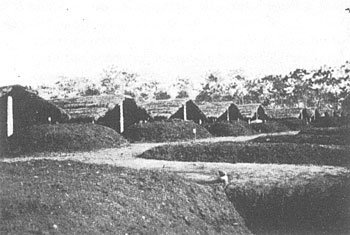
[0,0,349,87]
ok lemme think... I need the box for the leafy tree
[133,80,160,102]
[100,66,138,96]
[225,74,248,104]
[173,78,193,98]
[243,79,266,104]
[37,77,101,99]
[155,91,171,100]
[195,73,232,102]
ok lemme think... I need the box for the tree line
[36,62,350,109]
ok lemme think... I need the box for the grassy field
[0,160,251,235]
[138,141,350,167]
[224,164,350,234]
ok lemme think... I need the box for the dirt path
[1,131,304,182]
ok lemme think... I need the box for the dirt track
[6,130,336,183]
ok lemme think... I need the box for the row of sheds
[0,85,266,138]
[0,85,337,149]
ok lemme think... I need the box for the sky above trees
[0,0,349,87]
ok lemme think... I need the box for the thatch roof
[0,85,69,121]
[170,100,208,123]
[139,99,189,118]
[52,95,125,121]
[236,103,264,118]
[196,102,263,119]
[196,101,233,118]
[265,107,335,119]
[265,107,302,119]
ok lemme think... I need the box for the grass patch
[250,121,290,133]
[205,121,256,137]
[0,160,251,235]
[9,123,128,154]
[122,120,212,143]
[224,164,350,234]
[138,142,350,167]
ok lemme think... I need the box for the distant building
[237,104,268,121]
[196,101,243,123]
[52,95,150,133]
[0,85,69,155]
[140,99,207,124]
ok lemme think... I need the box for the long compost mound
[9,123,128,154]
[205,121,256,137]
[253,127,350,145]
[250,120,290,133]
[123,120,212,142]
[138,142,350,167]
[0,160,252,234]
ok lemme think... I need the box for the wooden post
[7,96,13,137]
[0,97,8,155]
[183,101,187,121]
[120,99,124,133]
[227,107,229,122]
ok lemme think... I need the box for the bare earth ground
[5,130,344,184]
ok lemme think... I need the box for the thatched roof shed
[140,99,207,124]
[265,107,302,119]
[341,95,350,117]
[237,103,268,120]
[52,95,124,122]
[52,95,150,133]
[298,108,313,121]
[265,107,334,119]
[170,100,208,124]
[0,85,69,131]
[196,102,243,122]
[139,99,186,119]
[0,85,69,155]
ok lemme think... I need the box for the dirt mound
[253,133,350,146]
[300,127,350,136]
[138,142,350,167]
[0,160,251,235]
[250,121,290,133]
[273,118,308,130]
[123,120,212,142]
[312,116,349,128]
[9,123,128,154]
[224,165,350,234]
[205,121,256,137]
